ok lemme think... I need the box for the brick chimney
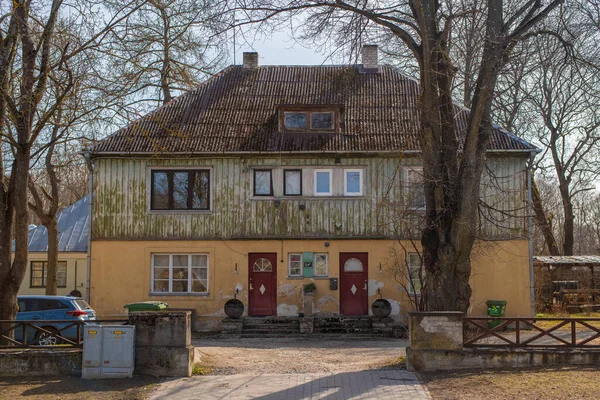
[361,45,379,73]
[243,52,259,69]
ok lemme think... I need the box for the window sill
[286,276,303,280]
[251,196,365,201]
[148,210,212,215]
[149,292,210,297]
[313,276,330,280]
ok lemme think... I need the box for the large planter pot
[371,299,392,318]
[224,299,244,319]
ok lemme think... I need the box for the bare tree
[236,0,562,311]
[0,0,141,328]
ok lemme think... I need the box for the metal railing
[0,319,128,348]
[463,317,600,348]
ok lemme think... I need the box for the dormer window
[281,107,338,131]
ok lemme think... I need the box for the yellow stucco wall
[18,252,88,296]
[90,239,532,330]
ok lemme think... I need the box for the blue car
[16,295,96,345]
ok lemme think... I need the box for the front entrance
[340,252,369,316]
[248,253,277,316]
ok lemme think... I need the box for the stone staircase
[313,317,373,334]
[241,317,301,338]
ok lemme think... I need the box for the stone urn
[371,299,392,318]
[224,299,244,319]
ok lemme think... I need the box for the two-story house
[86,46,536,331]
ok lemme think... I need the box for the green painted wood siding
[92,155,528,240]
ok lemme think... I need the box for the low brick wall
[406,311,600,371]
[0,349,81,377]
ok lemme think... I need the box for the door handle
[363,284,367,291]
[249,284,254,290]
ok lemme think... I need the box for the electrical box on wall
[302,252,313,278]
[329,278,338,290]
[82,324,135,379]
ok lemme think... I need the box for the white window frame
[314,169,332,196]
[343,169,363,196]
[313,253,329,276]
[288,253,302,277]
[151,253,209,294]
[405,167,426,210]
[407,253,423,295]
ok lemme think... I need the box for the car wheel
[35,328,59,346]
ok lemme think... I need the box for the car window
[74,300,92,310]
[18,299,43,312]
[43,300,69,311]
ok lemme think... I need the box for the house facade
[87,47,535,331]
[18,196,89,297]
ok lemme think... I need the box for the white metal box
[82,324,135,379]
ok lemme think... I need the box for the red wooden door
[248,253,277,316]
[340,253,369,316]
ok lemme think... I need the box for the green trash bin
[124,301,169,312]
[486,300,507,329]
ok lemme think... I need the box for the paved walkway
[150,370,431,399]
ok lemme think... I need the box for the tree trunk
[0,279,19,344]
[45,218,59,295]
[531,175,561,256]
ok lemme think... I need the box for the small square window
[314,169,332,196]
[311,112,334,130]
[284,170,302,196]
[289,254,302,276]
[344,169,362,196]
[314,253,328,276]
[407,253,423,294]
[284,112,308,129]
[254,170,273,196]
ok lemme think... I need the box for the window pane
[408,254,422,294]
[289,254,301,276]
[408,170,425,208]
[311,112,333,129]
[173,255,189,267]
[192,255,208,267]
[315,254,328,276]
[31,262,45,287]
[152,172,169,209]
[284,170,302,195]
[284,112,307,129]
[173,172,189,209]
[315,171,331,194]
[192,280,208,292]
[154,267,170,279]
[172,280,188,292]
[192,268,208,280]
[153,280,169,292]
[254,170,272,196]
[154,255,170,267]
[344,258,363,272]
[345,171,361,194]
[173,268,188,280]
[192,171,210,209]
[57,262,67,287]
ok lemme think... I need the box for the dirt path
[192,336,408,375]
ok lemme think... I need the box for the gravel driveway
[192,336,408,375]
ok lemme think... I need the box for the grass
[192,362,213,375]
[533,312,600,330]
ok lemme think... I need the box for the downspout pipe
[82,150,93,303]
[527,150,539,317]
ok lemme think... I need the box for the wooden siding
[92,155,528,240]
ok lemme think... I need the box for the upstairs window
[284,169,302,196]
[344,169,363,196]
[283,110,336,131]
[406,168,425,209]
[254,169,273,196]
[314,169,332,196]
[151,170,210,210]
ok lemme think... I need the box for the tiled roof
[90,65,536,155]
[24,196,89,253]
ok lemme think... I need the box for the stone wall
[406,311,600,372]
[0,349,81,377]
[128,311,194,377]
